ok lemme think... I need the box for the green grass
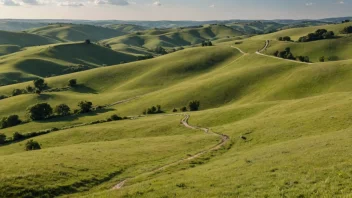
[0,30,58,47]
[0,44,21,56]
[1,22,352,197]
[103,24,148,33]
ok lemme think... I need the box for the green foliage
[33,78,47,91]
[12,89,25,96]
[0,133,6,144]
[202,40,213,46]
[327,56,339,61]
[26,85,34,93]
[274,47,295,60]
[154,46,167,55]
[298,29,335,42]
[68,79,77,87]
[13,132,25,141]
[189,100,201,111]
[277,36,291,41]
[340,26,352,34]
[78,101,93,113]
[180,107,188,112]
[110,114,122,121]
[85,39,91,44]
[27,103,53,120]
[319,56,325,62]
[0,115,22,129]
[54,104,71,116]
[173,108,178,112]
[25,139,41,151]
[296,56,310,63]
[144,105,164,115]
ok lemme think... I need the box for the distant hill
[0,42,137,85]
[27,24,125,42]
[0,30,58,47]
[102,24,244,54]
[0,20,46,32]
[103,24,148,33]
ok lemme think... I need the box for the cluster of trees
[137,55,154,61]
[298,29,335,42]
[340,26,352,34]
[27,101,93,121]
[0,115,22,129]
[154,46,168,55]
[273,48,309,63]
[202,41,213,47]
[62,65,93,75]
[342,20,351,23]
[0,132,42,151]
[143,105,163,115]
[277,36,291,41]
[319,56,339,62]
[172,100,201,113]
[25,140,41,151]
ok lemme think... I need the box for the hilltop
[0,30,58,47]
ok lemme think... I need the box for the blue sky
[0,0,350,20]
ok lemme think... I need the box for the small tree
[2,115,22,128]
[85,39,91,44]
[319,56,325,62]
[54,104,71,116]
[78,101,93,113]
[68,79,77,87]
[26,85,34,93]
[33,78,47,91]
[173,108,178,112]
[25,140,41,151]
[0,133,6,144]
[13,132,25,141]
[110,114,122,121]
[180,106,188,112]
[27,103,53,120]
[189,100,200,111]
[341,26,352,34]
[12,89,23,96]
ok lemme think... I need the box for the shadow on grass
[72,84,98,94]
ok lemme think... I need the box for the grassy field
[0,30,58,47]
[0,22,352,197]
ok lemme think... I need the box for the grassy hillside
[0,42,137,85]
[0,30,58,47]
[27,24,125,42]
[1,22,352,197]
[103,24,148,33]
[101,25,243,54]
[0,45,21,56]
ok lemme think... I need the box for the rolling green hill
[1,22,352,198]
[103,24,148,33]
[101,24,243,54]
[0,42,137,85]
[0,45,21,56]
[27,24,125,42]
[0,30,58,47]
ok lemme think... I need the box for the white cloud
[22,0,40,5]
[153,1,160,6]
[58,1,84,7]
[338,1,344,4]
[209,4,215,8]
[305,2,314,6]
[1,0,20,6]
[94,0,129,6]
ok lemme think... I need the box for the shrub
[278,36,291,41]
[145,105,164,114]
[78,101,93,113]
[1,115,22,129]
[298,29,335,42]
[189,100,200,111]
[25,140,41,151]
[13,132,25,141]
[33,78,47,91]
[110,114,122,121]
[296,56,310,63]
[341,26,352,34]
[173,108,178,112]
[12,89,24,96]
[319,56,325,62]
[26,85,34,93]
[85,39,91,44]
[35,89,42,95]
[154,46,167,55]
[202,40,213,46]
[54,104,71,116]
[68,79,77,87]
[0,95,7,100]
[27,103,53,120]
[180,107,188,112]
[0,133,6,144]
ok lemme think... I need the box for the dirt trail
[230,46,247,55]
[255,40,312,65]
[112,114,229,190]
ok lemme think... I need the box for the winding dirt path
[112,114,229,190]
[255,40,312,65]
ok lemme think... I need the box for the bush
[110,114,122,121]
[26,85,34,93]
[0,95,7,100]
[298,29,335,42]
[1,115,22,129]
[78,101,93,113]
[319,56,325,62]
[202,40,213,46]
[274,48,295,60]
[173,108,178,112]
[27,103,53,120]
[54,104,71,116]
[85,39,91,44]
[154,46,167,55]
[0,133,6,144]
[12,89,24,96]
[180,107,188,112]
[278,36,291,41]
[25,140,41,151]
[13,132,25,141]
[68,79,77,87]
[189,100,200,111]
[296,56,310,63]
[33,78,48,91]
[341,26,352,34]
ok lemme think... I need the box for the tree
[33,78,47,91]
[85,39,91,44]
[54,104,71,116]
[173,108,178,112]
[189,100,200,111]
[180,107,188,112]
[27,103,53,120]
[1,115,22,128]
[0,133,6,144]
[155,46,167,55]
[78,101,93,113]
[110,114,122,121]
[68,79,77,87]
[26,85,34,93]
[273,51,279,57]
[341,26,352,34]
[25,140,41,151]
[12,89,23,96]
[13,132,24,141]
[319,56,325,62]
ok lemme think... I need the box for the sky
[0,0,350,20]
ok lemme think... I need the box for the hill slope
[27,24,125,42]
[0,30,58,47]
